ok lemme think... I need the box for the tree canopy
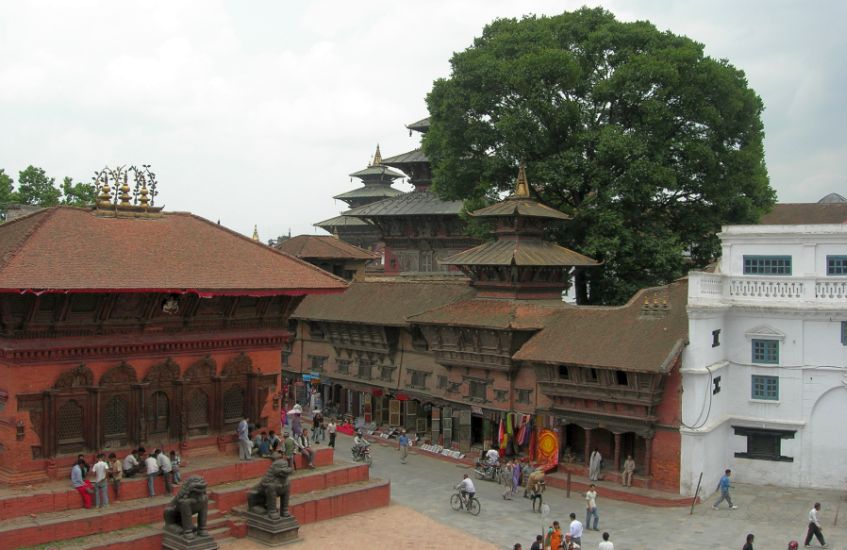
[424,8,774,304]
[0,166,96,212]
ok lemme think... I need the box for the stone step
[0,456,356,549]
[544,471,696,507]
[17,476,390,550]
[0,447,334,522]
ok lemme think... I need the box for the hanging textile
[536,429,559,466]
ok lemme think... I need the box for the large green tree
[16,165,62,206]
[0,169,14,206]
[60,176,97,206]
[424,8,774,304]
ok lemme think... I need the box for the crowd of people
[70,447,182,509]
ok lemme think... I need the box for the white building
[681,202,847,495]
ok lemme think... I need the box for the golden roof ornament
[92,165,163,217]
[514,161,530,198]
[252,225,260,241]
[370,144,383,167]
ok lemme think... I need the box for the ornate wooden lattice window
[223,386,245,424]
[102,395,128,438]
[148,391,170,435]
[57,400,84,446]
[188,390,209,432]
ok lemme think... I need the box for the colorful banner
[536,429,559,466]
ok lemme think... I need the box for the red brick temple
[0,168,347,484]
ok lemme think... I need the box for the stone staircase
[0,447,390,549]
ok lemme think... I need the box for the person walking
[108,452,122,500]
[599,531,614,550]
[511,460,521,497]
[327,418,337,448]
[589,448,602,481]
[548,521,563,550]
[621,455,635,487]
[804,502,828,548]
[237,416,252,461]
[742,533,754,550]
[144,451,159,497]
[312,410,324,443]
[501,460,514,500]
[585,483,600,531]
[398,429,410,464]
[713,469,738,510]
[282,430,297,470]
[530,534,543,550]
[91,453,110,509]
[568,512,583,548]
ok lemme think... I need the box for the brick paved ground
[220,504,499,549]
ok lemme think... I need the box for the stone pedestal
[162,531,219,550]
[245,511,301,546]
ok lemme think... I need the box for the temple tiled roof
[381,148,428,166]
[0,207,348,296]
[513,279,688,373]
[759,203,847,225]
[293,280,475,326]
[346,191,464,217]
[408,298,564,330]
[276,235,379,261]
[314,213,372,229]
[333,184,404,201]
[348,164,406,179]
[406,117,430,133]
[471,199,571,220]
[443,238,598,267]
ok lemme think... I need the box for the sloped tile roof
[471,198,571,220]
[759,203,847,224]
[443,238,599,267]
[0,207,348,296]
[293,280,475,326]
[314,213,372,228]
[382,148,428,166]
[513,279,688,373]
[346,191,464,217]
[348,165,406,179]
[276,235,379,261]
[408,298,564,330]
[332,184,404,201]
[406,117,430,132]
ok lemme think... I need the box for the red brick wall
[650,357,682,492]
[0,346,283,484]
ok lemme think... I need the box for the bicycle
[450,491,481,515]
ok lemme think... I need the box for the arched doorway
[808,386,847,488]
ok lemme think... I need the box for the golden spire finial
[371,144,383,166]
[514,161,530,198]
[252,225,259,241]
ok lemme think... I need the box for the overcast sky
[1,1,844,240]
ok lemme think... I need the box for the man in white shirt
[456,473,476,507]
[91,453,110,509]
[598,531,614,550]
[585,483,599,530]
[122,449,141,477]
[804,502,828,548]
[144,452,160,497]
[485,447,500,466]
[568,512,584,547]
[237,416,252,461]
[157,449,174,494]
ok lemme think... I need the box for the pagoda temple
[0,167,347,484]
[345,117,480,273]
[314,145,405,252]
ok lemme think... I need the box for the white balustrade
[689,272,847,302]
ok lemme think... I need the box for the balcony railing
[689,271,847,303]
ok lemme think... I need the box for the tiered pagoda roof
[441,163,597,298]
[276,235,379,261]
[332,145,405,207]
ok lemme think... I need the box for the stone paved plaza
[330,433,846,549]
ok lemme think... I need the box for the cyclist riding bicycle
[456,473,476,506]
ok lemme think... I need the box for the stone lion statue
[247,459,293,520]
[163,475,210,538]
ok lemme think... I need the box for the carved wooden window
[148,391,170,434]
[409,370,428,389]
[380,366,395,382]
[357,360,371,380]
[337,360,350,374]
[188,390,209,429]
[57,400,84,445]
[223,386,245,423]
[468,380,486,400]
[437,375,448,389]
[515,388,532,404]
[102,395,128,438]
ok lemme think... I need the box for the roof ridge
[0,206,58,271]
[184,213,349,288]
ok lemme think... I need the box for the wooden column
[613,432,622,471]
[583,428,593,465]
[644,434,653,477]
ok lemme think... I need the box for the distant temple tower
[314,144,405,252]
